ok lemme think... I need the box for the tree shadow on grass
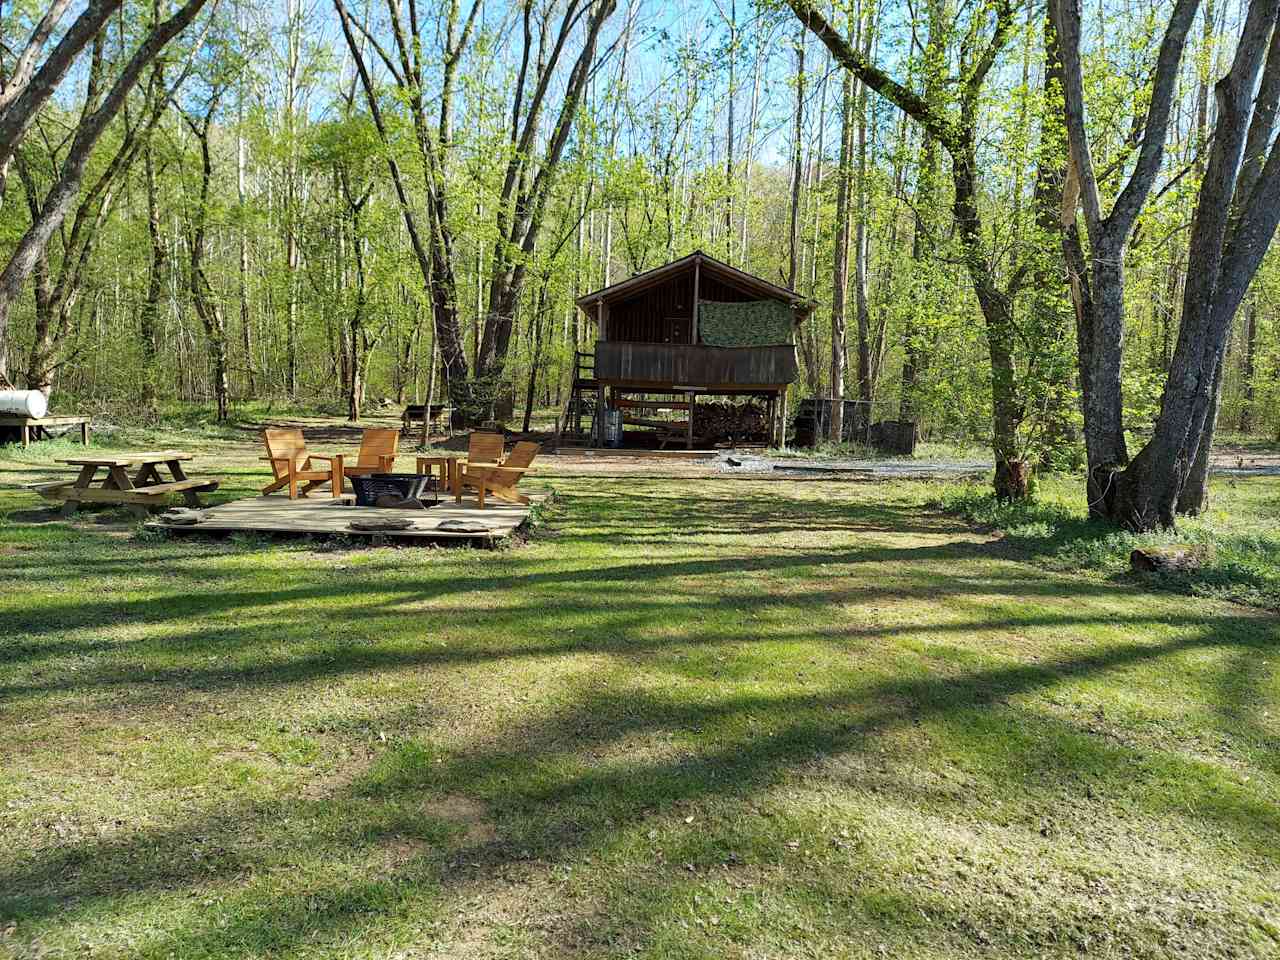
[2,480,1278,956]
[0,534,1236,695]
[1,615,1276,957]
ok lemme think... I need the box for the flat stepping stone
[437,519,490,533]
[348,517,415,532]
[157,508,206,526]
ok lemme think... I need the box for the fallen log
[1130,544,1211,573]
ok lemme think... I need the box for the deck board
[146,490,548,542]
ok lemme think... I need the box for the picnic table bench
[31,450,220,518]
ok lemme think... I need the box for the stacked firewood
[694,400,769,444]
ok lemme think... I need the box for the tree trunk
[141,143,163,409]
[184,106,230,422]
[237,82,254,398]
[474,0,617,388]
[1238,298,1258,433]
[852,12,873,438]
[1109,0,1280,529]
[830,67,855,443]
[0,0,209,385]
[1028,9,1077,465]
[333,0,472,423]
[898,0,944,423]
[787,27,805,291]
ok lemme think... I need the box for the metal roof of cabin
[575,250,817,317]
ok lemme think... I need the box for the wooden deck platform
[146,490,549,544]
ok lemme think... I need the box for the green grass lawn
[1,434,1278,958]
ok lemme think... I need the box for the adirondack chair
[462,431,505,472]
[447,431,505,499]
[456,440,540,508]
[260,428,344,499]
[342,427,400,480]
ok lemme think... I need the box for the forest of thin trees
[2,0,1279,529]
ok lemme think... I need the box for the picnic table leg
[60,464,98,517]
[108,465,154,518]
[134,463,163,487]
[80,421,89,445]
[105,466,133,490]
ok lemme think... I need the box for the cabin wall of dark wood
[697,274,759,305]
[605,270,764,344]
[595,342,798,387]
[608,275,693,343]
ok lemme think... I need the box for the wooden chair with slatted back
[343,427,400,480]
[456,440,540,509]
[464,431,505,470]
[451,431,505,504]
[260,428,344,499]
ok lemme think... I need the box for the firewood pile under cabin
[559,251,815,449]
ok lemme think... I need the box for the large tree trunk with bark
[829,67,855,442]
[185,107,230,422]
[141,143,164,409]
[473,0,617,391]
[1107,0,1280,529]
[0,0,208,386]
[333,0,474,424]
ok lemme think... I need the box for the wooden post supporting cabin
[687,391,695,449]
[595,384,606,447]
[779,388,788,449]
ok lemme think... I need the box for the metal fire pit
[350,473,438,508]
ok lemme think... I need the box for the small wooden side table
[416,455,462,495]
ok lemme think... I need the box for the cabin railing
[594,341,798,388]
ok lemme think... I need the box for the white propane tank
[0,390,48,419]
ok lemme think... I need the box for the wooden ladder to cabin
[556,351,599,447]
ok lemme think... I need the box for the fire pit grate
[350,473,439,509]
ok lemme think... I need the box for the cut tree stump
[1130,544,1211,573]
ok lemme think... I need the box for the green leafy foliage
[932,478,1280,610]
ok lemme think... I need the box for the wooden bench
[34,478,218,506]
[0,414,90,446]
[402,403,449,440]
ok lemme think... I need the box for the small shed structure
[564,251,814,448]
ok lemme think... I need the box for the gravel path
[713,452,991,479]
[712,450,1280,478]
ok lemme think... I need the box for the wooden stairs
[556,351,599,447]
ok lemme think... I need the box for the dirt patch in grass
[429,794,498,845]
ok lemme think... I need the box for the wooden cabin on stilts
[557,251,814,450]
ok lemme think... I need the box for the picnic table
[32,450,221,518]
